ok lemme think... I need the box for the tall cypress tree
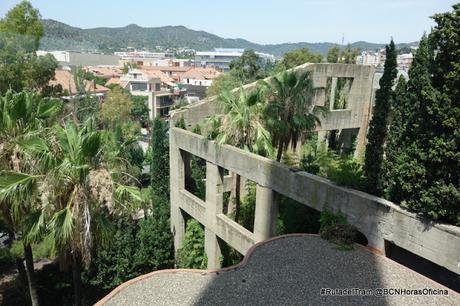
[385,22,459,224]
[363,40,397,196]
[150,116,170,208]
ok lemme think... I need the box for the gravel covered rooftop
[99,235,459,306]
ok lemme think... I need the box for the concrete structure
[38,51,119,66]
[172,63,375,156]
[169,127,460,275]
[196,48,276,71]
[169,63,460,276]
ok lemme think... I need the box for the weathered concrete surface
[170,63,375,154]
[100,236,459,306]
[170,127,460,275]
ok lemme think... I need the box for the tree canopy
[276,48,323,71]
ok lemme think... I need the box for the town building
[37,50,119,66]
[116,50,174,67]
[180,67,223,100]
[196,48,275,71]
[120,69,184,119]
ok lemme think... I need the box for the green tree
[206,71,243,97]
[0,90,62,306]
[0,1,57,93]
[339,44,360,64]
[134,200,174,271]
[131,96,149,127]
[0,0,43,50]
[385,14,459,226]
[229,49,265,82]
[8,118,141,306]
[99,87,133,128]
[206,88,272,221]
[83,217,139,290]
[276,48,322,71]
[150,117,170,204]
[363,40,397,196]
[176,219,207,269]
[326,46,340,63]
[262,70,325,162]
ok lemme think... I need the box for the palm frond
[23,209,47,244]
[49,207,74,248]
[0,171,38,203]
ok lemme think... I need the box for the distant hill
[40,19,418,56]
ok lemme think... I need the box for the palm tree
[4,117,142,306]
[0,90,62,306]
[205,88,272,221]
[261,70,326,162]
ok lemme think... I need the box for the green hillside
[40,19,418,56]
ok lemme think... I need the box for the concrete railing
[170,127,460,274]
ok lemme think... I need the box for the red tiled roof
[181,67,222,80]
[49,70,109,95]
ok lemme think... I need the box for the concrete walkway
[99,235,459,305]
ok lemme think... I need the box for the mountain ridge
[40,19,418,56]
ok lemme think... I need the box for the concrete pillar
[253,185,278,243]
[170,132,186,253]
[148,93,155,120]
[204,162,224,269]
[205,227,222,269]
[329,77,338,110]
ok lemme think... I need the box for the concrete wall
[170,127,460,274]
[69,52,119,66]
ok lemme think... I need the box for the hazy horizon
[0,0,457,45]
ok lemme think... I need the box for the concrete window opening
[218,237,244,268]
[277,193,320,235]
[175,212,208,269]
[227,178,257,233]
[333,77,354,109]
[184,152,207,201]
[323,77,354,110]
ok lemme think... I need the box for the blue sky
[0,0,457,44]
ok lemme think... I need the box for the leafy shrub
[83,218,140,289]
[8,236,55,261]
[327,157,365,190]
[319,208,355,250]
[176,219,207,269]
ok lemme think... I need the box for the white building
[356,50,384,67]
[196,48,275,71]
[120,69,178,119]
[397,53,414,71]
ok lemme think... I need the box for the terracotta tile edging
[95,233,459,305]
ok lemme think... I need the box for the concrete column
[253,185,278,243]
[205,227,222,269]
[170,131,186,253]
[148,93,155,120]
[329,77,338,110]
[204,162,224,269]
